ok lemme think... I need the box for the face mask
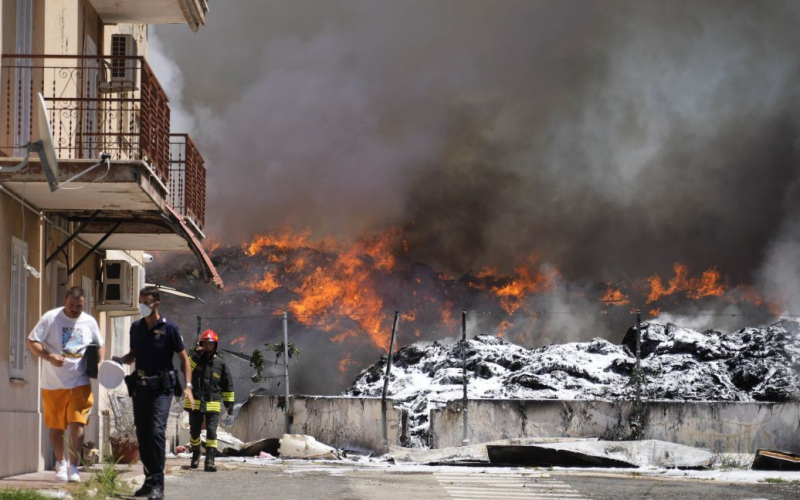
[138,303,153,319]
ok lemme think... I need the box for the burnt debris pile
[346,320,800,446]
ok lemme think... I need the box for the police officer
[114,287,194,500]
[186,329,235,472]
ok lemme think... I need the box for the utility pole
[196,315,201,343]
[381,311,400,447]
[461,310,469,446]
[635,309,642,409]
[283,311,291,434]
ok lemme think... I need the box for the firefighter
[185,329,234,472]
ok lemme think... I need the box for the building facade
[0,0,219,478]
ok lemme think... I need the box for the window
[10,237,28,379]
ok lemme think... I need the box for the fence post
[283,311,291,434]
[461,310,469,446]
[381,311,400,447]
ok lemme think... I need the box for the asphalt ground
[161,458,800,500]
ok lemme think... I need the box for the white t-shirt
[28,307,104,390]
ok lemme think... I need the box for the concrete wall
[232,396,407,453]
[430,399,800,453]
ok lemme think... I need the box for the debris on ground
[347,320,800,446]
[487,440,713,469]
[752,449,800,471]
[226,438,280,457]
[278,434,343,460]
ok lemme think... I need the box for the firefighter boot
[190,446,201,469]
[204,448,217,472]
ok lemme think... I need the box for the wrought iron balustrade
[1,54,171,183]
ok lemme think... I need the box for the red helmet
[200,329,219,343]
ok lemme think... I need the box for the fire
[287,230,398,349]
[243,230,312,256]
[492,264,557,314]
[646,262,727,303]
[250,270,280,293]
[497,319,512,337]
[229,335,246,347]
[338,353,355,374]
[601,284,629,306]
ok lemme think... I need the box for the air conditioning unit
[99,34,138,93]
[98,259,144,311]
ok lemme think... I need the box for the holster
[124,374,136,398]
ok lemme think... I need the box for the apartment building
[0,0,221,478]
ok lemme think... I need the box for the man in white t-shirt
[27,287,104,483]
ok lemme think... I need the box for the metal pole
[196,315,201,343]
[283,311,291,434]
[461,310,469,446]
[381,311,400,446]
[635,309,642,410]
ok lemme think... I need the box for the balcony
[0,54,221,288]
[88,0,208,32]
[169,134,206,231]
[1,54,171,182]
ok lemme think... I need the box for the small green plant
[0,490,50,500]
[264,341,301,362]
[760,477,800,484]
[72,455,131,500]
[250,348,265,383]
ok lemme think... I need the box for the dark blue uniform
[130,317,185,491]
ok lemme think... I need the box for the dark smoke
[151,1,800,305]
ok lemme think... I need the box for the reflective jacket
[184,350,234,413]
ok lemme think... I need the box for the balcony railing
[169,134,206,229]
[1,54,171,182]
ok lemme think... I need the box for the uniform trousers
[189,411,220,449]
[132,387,172,489]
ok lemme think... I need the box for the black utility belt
[125,370,179,396]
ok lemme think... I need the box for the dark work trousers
[189,411,220,448]
[133,387,172,488]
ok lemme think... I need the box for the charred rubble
[346,320,800,446]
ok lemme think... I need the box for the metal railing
[1,54,171,182]
[169,134,206,229]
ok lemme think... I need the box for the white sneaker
[55,460,68,482]
[68,464,81,482]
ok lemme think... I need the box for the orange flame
[492,265,557,314]
[601,284,629,306]
[646,262,727,303]
[229,335,246,347]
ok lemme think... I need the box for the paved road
[162,458,800,500]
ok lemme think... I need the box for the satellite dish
[0,92,109,190]
[35,93,60,192]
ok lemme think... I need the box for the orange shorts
[42,385,94,430]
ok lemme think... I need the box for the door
[13,0,33,155]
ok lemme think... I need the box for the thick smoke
[151,1,800,307]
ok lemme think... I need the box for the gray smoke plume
[152,1,800,308]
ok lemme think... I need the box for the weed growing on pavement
[0,490,50,500]
[72,455,131,500]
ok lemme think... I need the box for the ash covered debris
[346,320,800,447]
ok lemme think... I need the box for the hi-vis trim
[222,391,235,402]
[190,359,197,370]
[205,402,222,413]
[190,437,201,446]
[184,399,201,410]
[206,439,218,449]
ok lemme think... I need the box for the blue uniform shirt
[130,316,185,376]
